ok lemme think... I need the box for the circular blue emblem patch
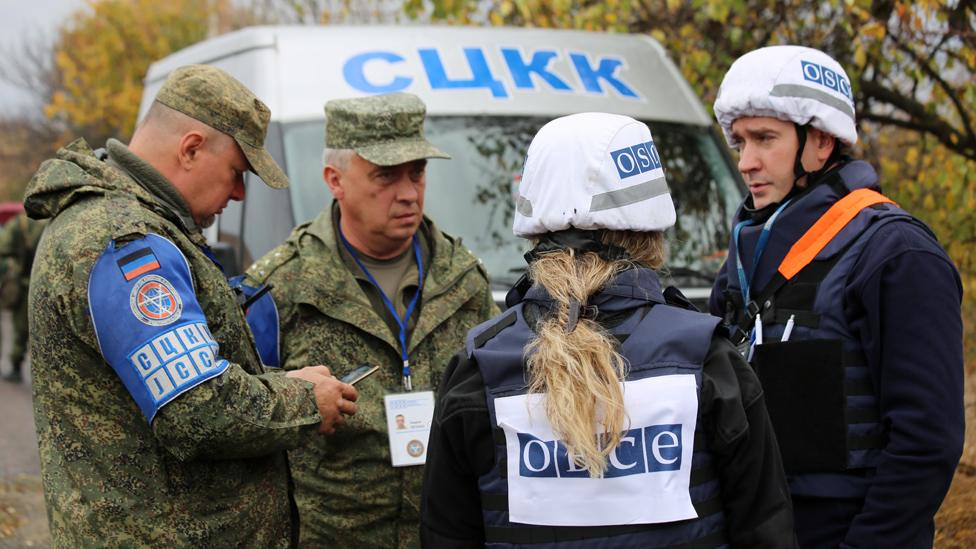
[129,274,183,326]
[406,439,425,458]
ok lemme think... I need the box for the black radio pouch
[753,338,848,474]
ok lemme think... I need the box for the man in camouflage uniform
[0,211,46,382]
[245,93,497,548]
[25,65,358,547]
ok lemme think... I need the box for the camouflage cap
[154,65,288,189]
[325,93,450,166]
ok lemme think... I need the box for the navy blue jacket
[710,160,964,548]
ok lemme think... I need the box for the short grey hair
[323,148,354,170]
[139,101,231,152]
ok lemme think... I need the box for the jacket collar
[105,138,199,235]
[290,201,482,352]
[734,159,880,225]
[24,138,207,247]
[520,266,666,314]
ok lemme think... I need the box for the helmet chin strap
[793,123,810,184]
[793,123,840,188]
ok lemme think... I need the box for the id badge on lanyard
[339,229,434,466]
[383,391,435,466]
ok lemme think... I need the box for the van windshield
[282,116,741,293]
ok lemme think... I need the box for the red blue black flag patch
[117,247,161,281]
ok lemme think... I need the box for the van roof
[142,25,711,126]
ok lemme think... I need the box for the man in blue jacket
[709,45,964,548]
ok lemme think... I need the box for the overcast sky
[0,0,86,116]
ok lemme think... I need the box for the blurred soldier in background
[0,210,46,382]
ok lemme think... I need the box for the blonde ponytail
[524,231,665,478]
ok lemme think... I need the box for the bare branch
[0,27,60,109]
[887,31,976,149]
[861,110,976,161]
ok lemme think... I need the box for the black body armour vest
[721,161,932,498]
[466,268,728,548]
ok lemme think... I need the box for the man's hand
[287,366,359,434]
[286,365,333,384]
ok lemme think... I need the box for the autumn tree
[409,1,974,158]
[410,0,976,361]
[0,0,263,200]
[43,0,227,145]
[245,0,413,23]
[0,29,65,201]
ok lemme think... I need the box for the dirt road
[0,309,48,548]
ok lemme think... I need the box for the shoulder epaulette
[246,241,298,283]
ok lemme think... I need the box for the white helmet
[714,45,857,147]
[513,112,676,238]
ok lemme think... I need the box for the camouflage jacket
[0,211,46,277]
[24,139,322,548]
[0,211,47,307]
[246,204,497,548]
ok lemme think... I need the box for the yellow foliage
[882,130,976,365]
[861,21,886,40]
[905,146,919,166]
[854,44,867,68]
[705,0,731,24]
[422,0,976,369]
[46,0,217,142]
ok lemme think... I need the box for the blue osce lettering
[800,60,853,101]
[342,47,638,99]
[517,424,682,478]
[610,140,662,179]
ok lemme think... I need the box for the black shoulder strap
[663,285,699,312]
[472,309,517,350]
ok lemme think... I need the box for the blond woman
[420,113,797,548]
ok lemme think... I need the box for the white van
[140,25,743,304]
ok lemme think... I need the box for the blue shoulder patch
[88,233,230,423]
[229,275,280,368]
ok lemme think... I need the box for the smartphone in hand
[340,364,379,386]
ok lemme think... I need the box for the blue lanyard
[338,229,424,392]
[732,198,792,308]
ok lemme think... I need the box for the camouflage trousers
[6,298,28,370]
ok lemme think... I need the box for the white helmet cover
[513,112,676,238]
[714,45,857,147]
